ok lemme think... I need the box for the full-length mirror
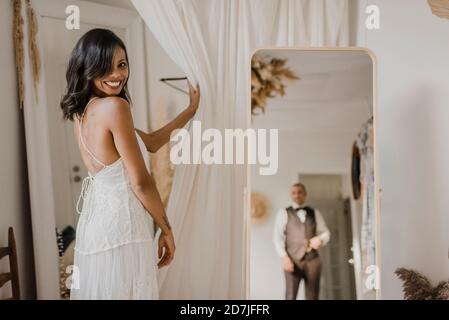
[250,49,378,300]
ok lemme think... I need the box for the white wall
[0,0,36,299]
[358,0,449,299]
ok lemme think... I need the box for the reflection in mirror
[250,50,376,300]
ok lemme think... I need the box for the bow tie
[294,207,307,223]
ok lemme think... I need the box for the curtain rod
[160,77,188,94]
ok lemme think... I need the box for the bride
[60,28,200,299]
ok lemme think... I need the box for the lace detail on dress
[74,133,154,255]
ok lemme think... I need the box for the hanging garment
[355,117,376,294]
[70,99,159,300]
[132,0,349,299]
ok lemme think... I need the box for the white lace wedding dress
[70,99,159,300]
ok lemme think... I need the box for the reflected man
[273,183,330,300]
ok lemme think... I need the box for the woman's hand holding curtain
[187,81,200,115]
[135,81,200,153]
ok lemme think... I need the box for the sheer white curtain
[131,0,349,299]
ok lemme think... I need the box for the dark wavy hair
[60,28,131,121]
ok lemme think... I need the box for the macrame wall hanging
[12,0,41,108]
[428,0,449,19]
[251,54,299,115]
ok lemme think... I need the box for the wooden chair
[0,227,20,300]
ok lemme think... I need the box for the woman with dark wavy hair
[61,28,200,299]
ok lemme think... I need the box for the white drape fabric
[131,0,349,299]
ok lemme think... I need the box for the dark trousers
[284,256,321,300]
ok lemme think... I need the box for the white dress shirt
[273,202,331,258]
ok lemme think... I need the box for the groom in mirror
[273,183,330,300]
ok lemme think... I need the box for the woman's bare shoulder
[95,96,129,110]
[95,96,132,124]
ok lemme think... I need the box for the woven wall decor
[250,192,270,221]
[428,0,449,19]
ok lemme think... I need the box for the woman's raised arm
[136,82,200,153]
[105,96,175,268]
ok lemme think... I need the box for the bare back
[74,97,121,176]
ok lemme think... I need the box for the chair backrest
[0,227,21,300]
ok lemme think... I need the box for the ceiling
[253,50,374,133]
[84,0,136,10]
[256,50,373,106]
[258,50,373,75]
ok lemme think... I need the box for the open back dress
[70,98,159,300]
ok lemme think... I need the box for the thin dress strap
[78,97,107,169]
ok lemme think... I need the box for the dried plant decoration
[395,268,449,300]
[251,54,299,115]
[56,230,70,299]
[150,143,174,208]
[12,0,25,108]
[26,0,41,100]
[149,100,174,208]
[428,0,449,19]
[250,192,270,224]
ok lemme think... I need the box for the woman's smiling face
[93,46,129,97]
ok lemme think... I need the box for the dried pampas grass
[149,99,174,208]
[26,0,41,99]
[12,0,41,108]
[428,0,449,19]
[12,0,25,108]
[150,143,174,208]
[395,267,449,300]
[251,54,299,115]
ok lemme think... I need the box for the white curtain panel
[131,0,349,299]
